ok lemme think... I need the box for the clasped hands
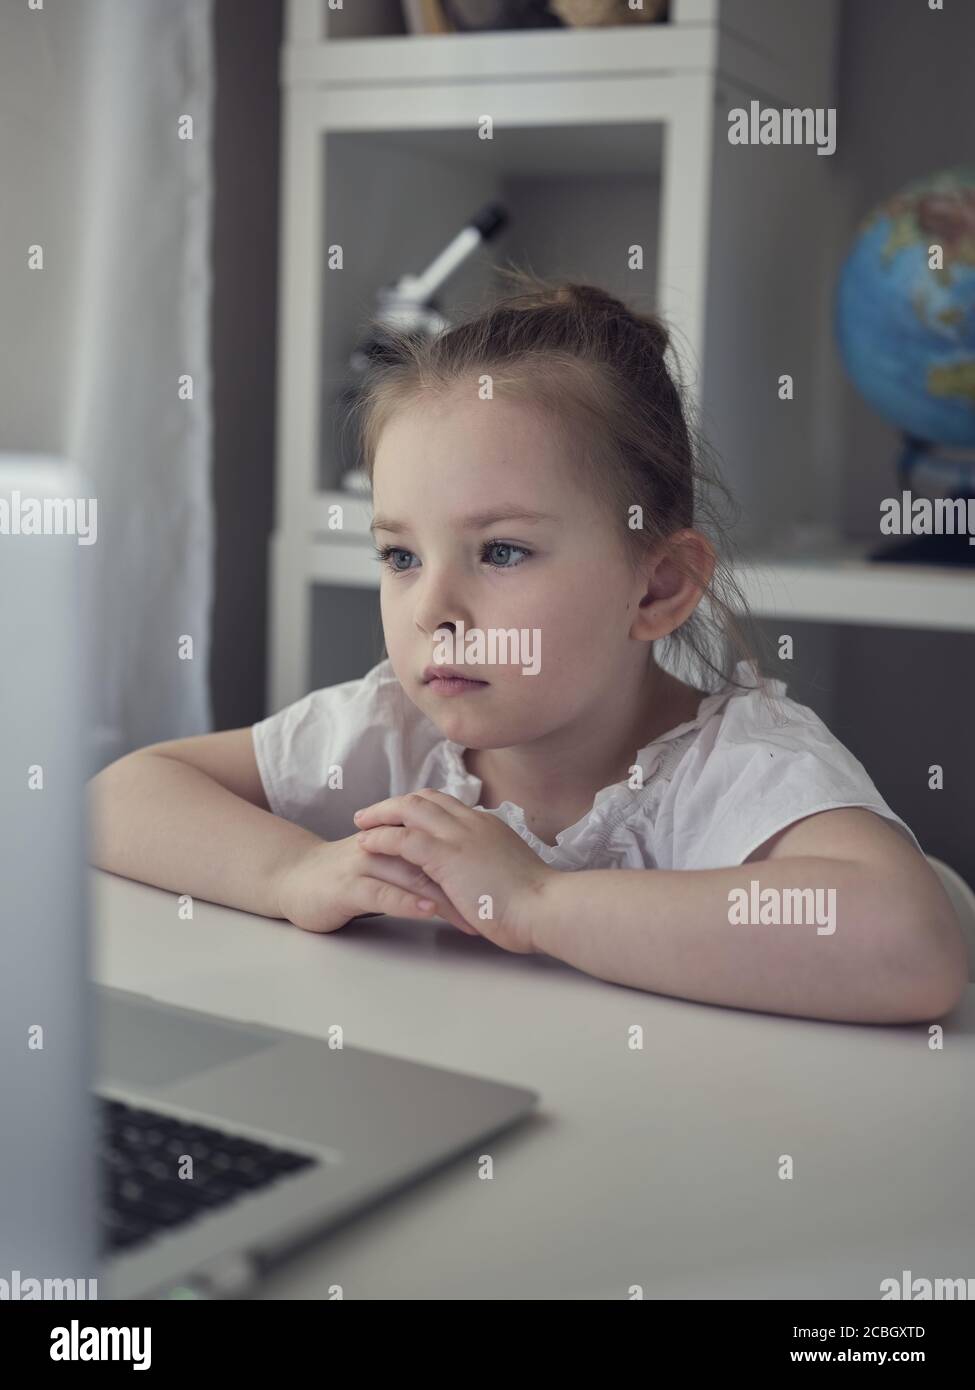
[353,788,554,954]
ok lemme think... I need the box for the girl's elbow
[922,948,969,1020]
[899,888,970,1021]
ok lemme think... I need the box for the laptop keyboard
[98,1096,319,1253]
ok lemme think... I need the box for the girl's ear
[629,532,715,641]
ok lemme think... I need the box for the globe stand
[870,434,975,567]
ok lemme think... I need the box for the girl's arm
[86,729,323,919]
[529,808,968,1024]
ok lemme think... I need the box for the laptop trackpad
[97,990,277,1089]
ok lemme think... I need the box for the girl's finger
[353,790,464,831]
[356,825,429,859]
[356,834,476,935]
[353,877,441,922]
[353,846,471,933]
[356,874,476,935]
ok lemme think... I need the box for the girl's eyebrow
[370,507,554,536]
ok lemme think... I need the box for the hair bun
[494,272,668,358]
[552,283,671,359]
[555,283,620,313]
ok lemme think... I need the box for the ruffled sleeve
[251,659,442,841]
[648,675,925,870]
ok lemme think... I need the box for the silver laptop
[0,456,538,1301]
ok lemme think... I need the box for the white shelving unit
[737,532,975,635]
[268,0,974,710]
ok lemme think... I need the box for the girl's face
[371,389,675,750]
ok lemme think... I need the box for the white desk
[91,867,975,1300]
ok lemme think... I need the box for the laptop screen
[0,456,99,1288]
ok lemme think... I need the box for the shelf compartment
[286,0,831,105]
[317,118,668,492]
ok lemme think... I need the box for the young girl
[87,275,967,1025]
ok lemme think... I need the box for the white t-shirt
[252,658,924,871]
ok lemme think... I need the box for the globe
[836,167,975,450]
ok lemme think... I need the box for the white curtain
[0,0,214,770]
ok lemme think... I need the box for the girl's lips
[425,675,489,696]
[422,664,489,683]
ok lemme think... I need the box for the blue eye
[372,545,415,574]
[372,540,530,574]
[482,541,528,568]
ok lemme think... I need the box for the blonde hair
[350,267,776,702]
